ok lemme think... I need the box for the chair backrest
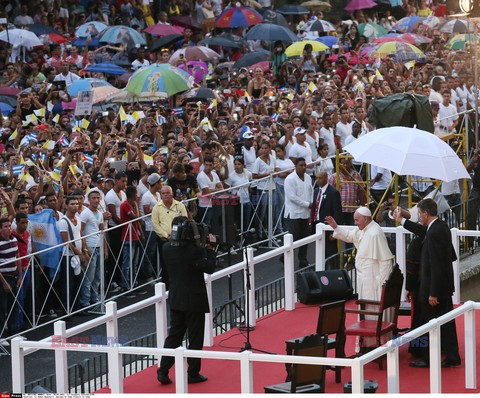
[316,300,346,336]
[378,264,404,323]
[290,334,328,393]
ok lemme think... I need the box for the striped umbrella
[215,7,263,28]
[439,19,469,34]
[299,19,335,33]
[357,23,387,39]
[392,16,425,33]
[366,42,426,62]
[125,63,194,98]
[169,46,220,64]
[446,33,480,50]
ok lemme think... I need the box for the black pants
[158,309,205,376]
[157,237,169,289]
[0,273,18,337]
[107,227,122,285]
[287,218,309,266]
[418,297,460,363]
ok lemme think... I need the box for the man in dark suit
[157,217,218,385]
[311,172,343,269]
[395,199,460,368]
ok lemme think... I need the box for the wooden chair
[344,264,404,369]
[316,300,346,383]
[265,334,328,394]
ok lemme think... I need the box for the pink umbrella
[345,0,377,12]
[399,33,432,45]
[249,61,271,72]
[0,87,20,96]
[144,24,184,37]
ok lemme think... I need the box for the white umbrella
[343,126,471,182]
[0,29,42,48]
[169,46,220,64]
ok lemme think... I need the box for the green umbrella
[125,63,194,98]
[357,23,388,39]
[445,33,479,50]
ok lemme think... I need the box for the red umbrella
[249,61,271,72]
[345,0,377,12]
[0,87,20,96]
[40,33,68,44]
[144,24,184,37]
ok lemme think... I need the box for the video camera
[170,218,212,248]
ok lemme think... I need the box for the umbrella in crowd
[316,36,339,47]
[91,86,121,104]
[169,46,220,64]
[178,61,209,83]
[249,60,271,72]
[75,22,109,37]
[150,34,183,51]
[68,78,112,97]
[392,16,425,33]
[422,15,443,29]
[181,87,215,101]
[0,103,14,114]
[215,6,263,28]
[39,33,68,44]
[344,126,471,182]
[27,24,59,36]
[233,49,271,68]
[439,19,469,34]
[299,19,335,33]
[301,0,332,11]
[0,96,16,107]
[98,26,146,47]
[245,23,298,43]
[367,41,425,62]
[71,37,101,47]
[357,22,387,39]
[0,29,42,48]
[200,36,244,48]
[125,63,194,98]
[144,24,184,37]
[285,40,328,57]
[85,62,127,75]
[446,33,480,50]
[277,4,310,14]
[399,33,432,44]
[344,0,377,12]
[169,16,202,29]
[0,87,21,96]
[261,9,289,28]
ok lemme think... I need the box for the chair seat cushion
[344,320,396,337]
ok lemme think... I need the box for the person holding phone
[247,67,267,99]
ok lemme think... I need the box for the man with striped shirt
[0,217,22,343]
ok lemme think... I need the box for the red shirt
[120,201,140,241]
[12,230,29,270]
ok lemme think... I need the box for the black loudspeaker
[297,270,354,305]
[210,194,238,246]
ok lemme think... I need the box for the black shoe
[409,360,429,368]
[188,374,208,384]
[299,261,309,269]
[441,359,461,368]
[157,371,172,385]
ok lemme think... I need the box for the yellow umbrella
[285,40,328,57]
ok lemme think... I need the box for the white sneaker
[0,338,10,347]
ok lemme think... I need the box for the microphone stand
[239,231,273,354]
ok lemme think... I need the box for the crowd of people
[0,0,479,348]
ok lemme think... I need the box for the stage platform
[97,301,480,394]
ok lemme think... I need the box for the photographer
[157,216,217,386]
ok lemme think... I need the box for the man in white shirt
[53,61,80,87]
[131,47,150,71]
[289,128,314,176]
[369,165,393,205]
[14,5,34,25]
[241,131,257,173]
[319,112,336,157]
[336,106,352,149]
[438,90,458,137]
[196,156,223,225]
[284,158,313,268]
[140,173,162,282]
[428,76,444,104]
[305,116,320,161]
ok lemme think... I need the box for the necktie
[314,190,323,222]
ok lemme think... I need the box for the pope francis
[325,206,394,302]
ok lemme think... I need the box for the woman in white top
[315,143,334,177]
[252,141,277,239]
[225,157,253,234]
[278,126,296,158]
[274,145,294,234]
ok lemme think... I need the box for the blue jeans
[14,267,31,331]
[79,247,101,308]
[121,241,140,289]
[140,231,157,279]
[274,183,286,234]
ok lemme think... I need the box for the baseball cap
[241,126,254,139]
[294,127,306,136]
[147,173,161,185]
[26,182,38,191]
[430,101,439,109]
[92,173,105,183]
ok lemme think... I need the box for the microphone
[238,228,256,236]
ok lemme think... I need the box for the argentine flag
[28,209,63,277]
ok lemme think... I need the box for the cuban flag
[58,136,70,147]
[27,209,63,279]
[83,154,94,164]
[157,114,166,125]
[171,107,184,117]
[12,164,24,176]
[270,113,279,122]
[29,132,38,142]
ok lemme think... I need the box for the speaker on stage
[297,269,354,305]
[210,194,238,246]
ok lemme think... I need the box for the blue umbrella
[85,62,127,75]
[98,26,146,47]
[27,24,59,35]
[316,36,339,47]
[245,23,298,43]
[277,4,310,14]
[0,103,14,114]
[68,78,112,96]
[71,37,100,47]
[233,49,271,69]
[392,16,424,33]
[75,22,109,37]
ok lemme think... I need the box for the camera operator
[157,216,217,386]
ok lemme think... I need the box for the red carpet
[97,301,480,393]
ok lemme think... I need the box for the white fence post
[54,321,69,393]
[387,346,400,393]
[315,223,326,271]
[155,283,168,366]
[284,233,295,311]
[174,346,188,393]
[245,247,256,327]
[351,358,364,393]
[204,274,214,347]
[464,304,477,389]
[11,336,25,393]
[240,350,253,393]
[105,301,123,393]
[429,322,442,393]
[450,228,460,305]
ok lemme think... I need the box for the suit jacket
[311,184,343,226]
[163,243,217,313]
[415,219,456,303]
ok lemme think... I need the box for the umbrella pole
[371,175,396,220]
